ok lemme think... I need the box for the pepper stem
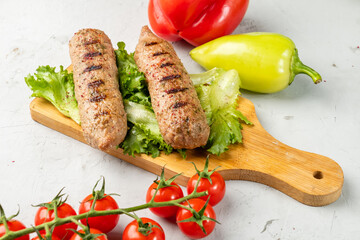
[291,48,322,85]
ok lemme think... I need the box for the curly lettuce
[115,42,151,107]
[25,65,80,124]
[121,100,173,158]
[115,42,179,158]
[191,68,252,155]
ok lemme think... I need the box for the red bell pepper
[148,0,249,46]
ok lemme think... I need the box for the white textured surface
[1,0,360,239]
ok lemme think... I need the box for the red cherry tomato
[187,170,226,206]
[145,181,184,218]
[122,218,165,240]
[79,193,119,233]
[176,199,216,239]
[148,0,249,46]
[34,202,77,240]
[31,233,61,240]
[69,228,107,240]
[0,220,29,240]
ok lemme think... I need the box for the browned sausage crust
[69,29,127,150]
[134,26,210,149]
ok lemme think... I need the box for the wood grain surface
[29,95,343,207]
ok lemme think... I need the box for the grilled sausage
[134,26,210,149]
[69,29,127,150]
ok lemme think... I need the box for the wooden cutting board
[29,95,343,207]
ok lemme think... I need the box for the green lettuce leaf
[115,42,151,107]
[115,43,176,157]
[25,65,80,124]
[191,68,252,155]
[120,100,173,158]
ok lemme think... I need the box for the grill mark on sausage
[153,51,168,57]
[89,94,106,102]
[165,87,188,94]
[83,40,99,46]
[145,41,158,46]
[172,102,188,109]
[87,79,105,88]
[160,74,181,82]
[94,110,109,118]
[160,62,175,68]
[84,52,102,59]
[83,65,102,73]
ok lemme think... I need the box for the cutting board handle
[214,98,344,206]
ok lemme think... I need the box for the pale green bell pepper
[190,32,322,93]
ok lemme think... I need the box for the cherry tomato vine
[0,156,224,240]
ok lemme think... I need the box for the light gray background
[1,0,359,239]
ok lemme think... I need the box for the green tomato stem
[0,206,11,233]
[174,202,202,220]
[71,218,87,230]
[53,202,59,221]
[44,224,51,238]
[90,192,98,212]
[291,48,322,85]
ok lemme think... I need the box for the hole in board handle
[313,171,324,179]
